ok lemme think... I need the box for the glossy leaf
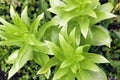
[45,41,65,60]
[21,6,30,27]
[37,57,58,74]
[53,68,69,80]
[31,13,44,34]
[80,59,100,72]
[8,44,32,79]
[92,25,111,47]
[33,52,49,66]
[77,69,107,80]
[6,50,19,64]
[59,34,74,57]
[84,53,109,63]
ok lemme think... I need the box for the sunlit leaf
[8,44,32,79]
[84,53,109,63]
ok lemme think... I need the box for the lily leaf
[84,53,109,63]
[8,44,32,79]
[92,25,111,47]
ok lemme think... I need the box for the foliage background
[0,0,119,80]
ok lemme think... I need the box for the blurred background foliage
[0,0,120,80]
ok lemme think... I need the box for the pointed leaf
[37,57,58,74]
[8,44,32,79]
[69,27,76,47]
[77,69,107,80]
[53,68,69,80]
[21,6,30,26]
[84,53,109,63]
[31,13,44,34]
[59,34,74,57]
[45,41,65,60]
[80,59,100,72]
[78,17,89,38]
[6,50,19,64]
[92,26,111,47]
[33,52,49,66]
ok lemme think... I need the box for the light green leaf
[96,3,114,12]
[33,52,49,66]
[69,27,76,47]
[81,8,97,18]
[78,17,89,38]
[45,41,65,60]
[80,59,100,72]
[53,68,69,80]
[60,58,74,68]
[8,44,32,79]
[24,34,45,46]
[77,69,107,80]
[31,13,44,34]
[10,6,28,31]
[60,55,84,69]
[60,71,75,80]
[90,12,116,25]
[59,34,74,57]
[84,53,109,63]
[80,29,93,45]
[50,0,65,7]
[75,45,90,55]
[6,50,19,64]
[21,6,30,27]
[71,63,79,73]
[10,5,17,24]
[37,57,58,74]
[59,9,79,27]
[0,39,23,46]
[92,25,111,47]
[37,20,56,40]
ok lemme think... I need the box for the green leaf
[50,0,65,7]
[53,68,69,80]
[84,53,109,63]
[0,39,23,46]
[60,58,74,68]
[37,20,56,40]
[80,29,93,45]
[45,41,65,60]
[60,55,84,68]
[10,6,28,31]
[95,3,114,12]
[81,8,97,18]
[80,59,100,72]
[60,71,75,80]
[90,12,116,25]
[59,34,74,57]
[6,50,19,64]
[114,31,120,40]
[31,13,44,34]
[21,6,30,27]
[92,25,111,47]
[24,34,45,46]
[37,57,58,74]
[69,27,76,47]
[76,69,107,80]
[75,45,90,55]
[8,44,32,79]
[78,17,89,38]
[59,9,79,27]
[71,63,79,73]
[33,52,49,66]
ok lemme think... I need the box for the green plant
[0,5,56,79]
[0,0,116,80]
